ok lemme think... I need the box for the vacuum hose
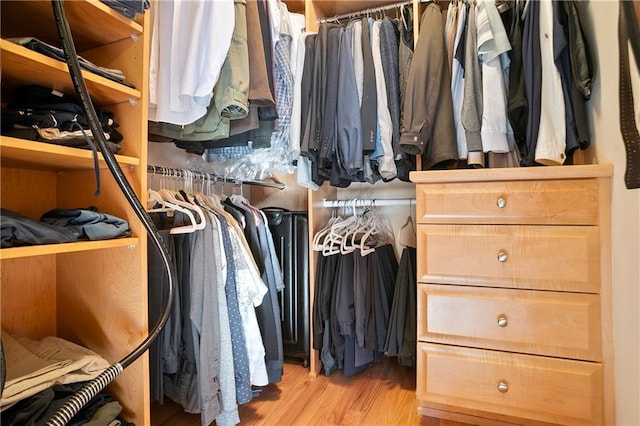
[47,1,176,424]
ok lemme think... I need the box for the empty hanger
[397,214,417,248]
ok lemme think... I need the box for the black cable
[47,1,176,424]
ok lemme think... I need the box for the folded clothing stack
[1,85,123,154]
[8,38,134,88]
[100,0,150,19]
[1,207,131,248]
[0,330,131,425]
[0,330,110,410]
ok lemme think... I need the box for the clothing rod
[322,198,415,208]
[147,165,286,190]
[317,1,412,24]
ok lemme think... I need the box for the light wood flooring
[151,357,468,425]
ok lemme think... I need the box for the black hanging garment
[384,246,417,367]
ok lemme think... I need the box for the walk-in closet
[1,0,639,425]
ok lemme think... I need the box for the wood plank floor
[151,357,468,425]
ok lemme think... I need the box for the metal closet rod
[317,0,413,24]
[147,165,286,190]
[322,197,416,208]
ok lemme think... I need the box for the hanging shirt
[288,17,308,158]
[399,3,457,170]
[270,1,295,157]
[360,18,378,155]
[379,17,402,159]
[148,0,235,125]
[210,213,240,426]
[187,216,223,425]
[535,0,567,165]
[477,0,513,154]
[227,224,269,387]
[451,2,469,159]
[461,3,485,167]
[336,24,363,178]
[522,0,543,166]
[226,195,284,383]
[370,20,396,180]
[294,34,320,191]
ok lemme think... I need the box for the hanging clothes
[399,2,458,170]
[148,0,235,125]
[384,246,417,367]
[311,207,402,377]
[146,180,279,426]
[224,195,285,384]
[297,8,413,188]
[438,0,594,168]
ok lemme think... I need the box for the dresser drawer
[415,179,599,225]
[417,343,603,425]
[417,224,600,293]
[418,284,602,360]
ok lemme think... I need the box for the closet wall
[584,3,640,424]
[0,1,150,424]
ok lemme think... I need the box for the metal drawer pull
[497,251,508,262]
[497,381,509,393]
[497,197,507,208]
[497,315,508,327]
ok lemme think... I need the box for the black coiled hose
[47,1,176,424]
[46,364,123,426]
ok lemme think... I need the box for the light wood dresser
[410,164,614,426]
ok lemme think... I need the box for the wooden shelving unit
[0,1,150,424]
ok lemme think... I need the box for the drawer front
[417,343,603,425]
[417,284,602,360]
[417,224,600,293]
[415,179,599,225]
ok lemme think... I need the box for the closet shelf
[312,0,410,19]
[0,40,141,106]
[283,0,305,13]
[317,0,412,23]
[0,237,140,260]
[0,0,143,52]
[0,136,140,171]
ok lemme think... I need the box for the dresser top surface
[410,164,614,183]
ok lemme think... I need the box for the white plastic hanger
[359,212,394,256]
[147,188,172,212]
[147,188,200,234]
[397,214,417,248]
[159,188,207,233]
[342,208,373,254]
[312,208,339,251]
[322,200,359,256]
